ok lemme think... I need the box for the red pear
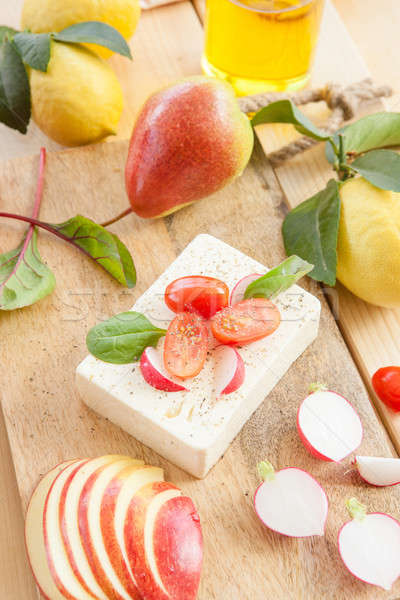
[125,76,254,218]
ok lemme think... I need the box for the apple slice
[140,347,188,392]
[213,345,245,396]
[254,461,328,537]
[355,455,400,487]
[60,455,140,600]
[297,385,363,462]
[338,498,400,590]
[229,273,262,306]
[25,460,79,600]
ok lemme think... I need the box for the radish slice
[229,273,262,306]
[214,345,245,396]
[355,456,400,487]
[338,498,400,590]
[140,347,187,392]
[253,461,328,537]
[297,384,363,462]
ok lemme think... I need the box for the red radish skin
[354,456,400,487]
[296,386,363,462]
[213,345,245,396]
[229,273,262,306]
[140,347,188,392]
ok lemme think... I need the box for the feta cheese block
[76,234,321,478]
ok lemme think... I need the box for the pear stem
[100,207,133,227]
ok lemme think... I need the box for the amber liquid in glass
[202,0,324,95]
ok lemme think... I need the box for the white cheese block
[76,234,320,478]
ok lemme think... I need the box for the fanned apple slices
[25,455,203,600]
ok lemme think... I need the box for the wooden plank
[1,4,400,599]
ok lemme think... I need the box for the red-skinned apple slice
[25,460,79,600]
[229,273,262,306]
[214,345,245,396]
[59,456,140,600]
[354,455,400,487]
[297,384,363,462]
[140,347,188,392]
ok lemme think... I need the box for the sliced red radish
[253,461,328,537]
[213,345,245,396]
[338,497,400,590]
[229,273,262,306]
[140,347,188,392]
[355,455,400,487]
[297,384,363,462]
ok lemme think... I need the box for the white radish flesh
[254,462,328,537]
[229,273,262,306]
[297,388,363,462]
[355,455,400,487]
[338,498,400,590]
[140,347,187,392]
[214,345,245,396]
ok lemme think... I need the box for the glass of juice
[202,0,325,96]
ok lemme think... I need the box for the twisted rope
[238,78,392,166]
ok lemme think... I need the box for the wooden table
[1,1,400,597]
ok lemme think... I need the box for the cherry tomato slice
[372,366,400,411]
[164,312,209,379]
[165,276,229,319]
[211,297,280,345]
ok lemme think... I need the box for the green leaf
[244,255,314,300]
[282,179,341,286]
[0,228,55,311]
[0,26,18,44]
[53,21,132,58]
[326,112,400,163]
[351,149,400,192]
[52,215,136,288]
[13,32,51,72]
[0,38,30,133]
[251,99,331,142]
[87,311,167,364]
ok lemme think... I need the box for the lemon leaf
[282,179,341,286]
[351,149,400,192]
[0,38,30,133]
[13,32,51,72]
[53,21,132,59]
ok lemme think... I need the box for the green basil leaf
[13,32,51,72]
[0,228,55,311]
[351,149,400,192]
[52,215,136,288]
[0,38,30,133]
[326,113,400,163]
[0,26,18,44]
[87,311,167,364]
[53,21,132,58]
[282,179,341,286]
[251,99,330,142]
[244,255,314,300]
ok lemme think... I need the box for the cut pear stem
[100,207,133,227]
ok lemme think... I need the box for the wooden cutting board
[1,2,400,599]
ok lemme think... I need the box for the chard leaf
[0,228,55,311]
[53,21,132,58]
[282,179,341,286]
[351,149,400,192]
[0,38,30,133]
[252,99,330,142]
[244,255,314,300]
[13,32,51,72]
[87,311,166,364]
[52,215,136,288]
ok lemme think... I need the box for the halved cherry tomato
[372,366,400,411]
[164,312,209,379]
[211,298,280,345]
[165,276,229,319]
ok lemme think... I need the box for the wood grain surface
[1,1,400,599]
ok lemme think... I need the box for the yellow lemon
[30,41,123,146]
[337,176,400,308]
[21,0,140,58]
